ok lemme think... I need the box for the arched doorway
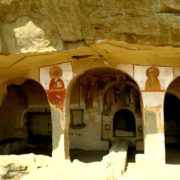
[68,68,143,163]
[0,79,52,156]
[164,77,180,164]
[102,72,143,162]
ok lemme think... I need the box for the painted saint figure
[145,66,161,91]
[47,65,65,108]
[81,76,97,109]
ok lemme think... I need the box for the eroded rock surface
[0,0,179,53]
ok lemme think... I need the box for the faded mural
[134,65,174,107]
[80,71,127,109]
[134,65,173,91]
[145,66,161,91]
[40,62,73,109]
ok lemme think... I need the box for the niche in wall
[113,109,136,137]
[0,79,52,155]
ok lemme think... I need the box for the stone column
[51,105,66,161]
[140,92,165,165]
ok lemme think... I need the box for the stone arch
[164,76,180,164]
[64,66,144,160]
[165,76,180,98]
[101,73,143,155]
[0,78,52,156]
[65,66,143,124]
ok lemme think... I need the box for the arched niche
[164,76,180,164]
[66,67,143,162]
[113,109,136,137]
[102,75,142,141]
[0,78,52,156]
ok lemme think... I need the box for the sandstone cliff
[0,0,179,53]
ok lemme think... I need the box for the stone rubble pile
[102,139,129,180]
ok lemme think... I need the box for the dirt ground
[1,147,180,180]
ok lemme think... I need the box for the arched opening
[164,77,180,164]
[0,79,52,156]
[113,109,136,137]
[68,67,143,163]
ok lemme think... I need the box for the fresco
[80,71,125,109]
[145,66,161,91]
[40,62,73,109]
[134,65,173,91]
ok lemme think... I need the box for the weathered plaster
[144,106,165,164]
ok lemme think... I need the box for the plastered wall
[69,78,109,150]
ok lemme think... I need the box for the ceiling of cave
[0,0,179,54]
[0,0,179,81]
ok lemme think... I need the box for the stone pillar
[144,106,165,164]
[51,105,66,161]
[141,92,165,165]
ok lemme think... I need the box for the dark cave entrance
[164,77,180,164]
